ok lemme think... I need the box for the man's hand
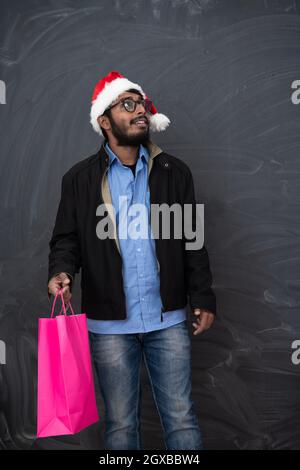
[48,272,72,303]
[192,308,215,335]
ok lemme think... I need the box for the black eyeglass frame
[106,97,152,113]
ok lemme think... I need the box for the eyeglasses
[106,97,152,113]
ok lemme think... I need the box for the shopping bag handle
[50,289,76,318]
[50,289,66,317]
[58,300,76,316]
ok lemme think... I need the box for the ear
[97,115,110,130]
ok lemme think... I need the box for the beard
[109,115,150,147]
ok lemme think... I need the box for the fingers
[60,273,70,286]
[61,277,71,302]
[48,272,70,297]
[192,315,206,335]
[48,283,71,303]
[62,286,72,303]
[192,310,215,335]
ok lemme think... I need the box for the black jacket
[47,139,217,320]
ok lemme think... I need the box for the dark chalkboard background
[0,0,300,450]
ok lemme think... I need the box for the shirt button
[137,248,141,252]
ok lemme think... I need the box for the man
[47,70,216,450]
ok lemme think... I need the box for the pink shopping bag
[37,289,99,438]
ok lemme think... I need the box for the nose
[137,106,146,116]
[134,107,147,123]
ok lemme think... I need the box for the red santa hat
[90,70,170,136]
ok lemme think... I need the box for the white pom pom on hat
[90,70,170,136]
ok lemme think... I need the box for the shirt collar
[104,141,149,168]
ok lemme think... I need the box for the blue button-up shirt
[87,142,187,333]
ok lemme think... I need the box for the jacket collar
[104,141,150,168]
[98,138,163,171]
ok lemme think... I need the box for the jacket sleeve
[182,166,217,315]
[47,172,81,295]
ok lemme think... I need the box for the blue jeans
[88,320,203,450]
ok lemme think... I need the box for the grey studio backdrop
[0,0,300,450]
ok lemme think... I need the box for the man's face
[99,91,150,146]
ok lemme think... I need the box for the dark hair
[99,88,143,140]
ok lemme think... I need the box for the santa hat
[90,70,170,136]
